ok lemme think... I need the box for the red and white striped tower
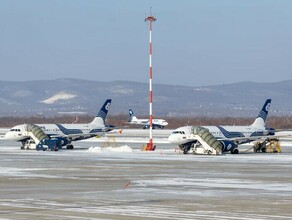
[145,10,156,150]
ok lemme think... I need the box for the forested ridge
[1,115,291,129]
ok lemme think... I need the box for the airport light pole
[145,9,156,150]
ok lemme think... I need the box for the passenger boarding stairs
[189,126,223,155]
[23,124,64,151]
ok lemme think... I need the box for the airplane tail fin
[128,109,138,122]
[250,99,271,128]
[90,99,112,126]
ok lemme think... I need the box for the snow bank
[87,145,133,153]
[40,91,77,104]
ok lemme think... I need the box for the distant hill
[0,78,292,117]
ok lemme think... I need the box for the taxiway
[0,132,291,219]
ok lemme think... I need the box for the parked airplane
[168,99,275,154]
[128,109,168,129]
[5,99,114,150]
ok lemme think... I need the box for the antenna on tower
[144,8,157,150]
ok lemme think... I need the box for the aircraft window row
[172,131,185,134]
[45,129,60,132]
[10,129,21,132]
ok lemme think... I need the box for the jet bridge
[189,126,223,155]
[22,124,67,151]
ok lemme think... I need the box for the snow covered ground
[0,135,292,219]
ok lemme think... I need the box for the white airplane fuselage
[168,99,273,154]
[4,99,113,150]
[128,109,168,129]
[168,125,270,146]
[130,118,168,127]
[5,123,106,142]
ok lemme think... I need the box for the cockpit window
[172,131,185,134]
[10,129,21,132]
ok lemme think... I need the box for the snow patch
[193,87,211,92]
[40,91,77,104]
[88,145,133,153]
[111,86,133,95]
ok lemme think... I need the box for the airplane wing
[219,134,292,145]
[48,125,122,142]
[49,132,106,141]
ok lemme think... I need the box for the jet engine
[220,140,239,154]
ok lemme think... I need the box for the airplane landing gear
[179,144,192,154]
[231,148,239,154]
[66,145,74,150]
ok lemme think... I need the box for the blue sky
[0,0,291,86]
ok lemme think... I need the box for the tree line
[1,115,292,129]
